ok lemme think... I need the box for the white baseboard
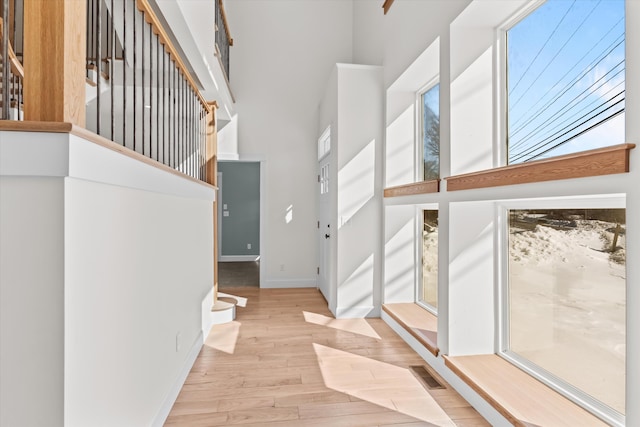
[219,255,260,262]
[381,312,511,427]
[151,332,203,427]
[261,278,317,289]
[334,305,376,318]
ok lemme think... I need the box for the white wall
[0,131,215,426]
[335,65,384,318]
[226,0,353,287]
[0,177,65,427]
[352,0,384,66]
[64,178,212,426]
[380,0,471,88]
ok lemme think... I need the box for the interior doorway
[217,161,261,288]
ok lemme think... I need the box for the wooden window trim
[384,179,439,198]
[445,143,635,192]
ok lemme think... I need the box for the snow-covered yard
[509,219,626,414]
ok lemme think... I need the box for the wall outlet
[247,243,252,249]
[176,332,181,352]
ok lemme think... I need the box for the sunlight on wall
[384,217,415,303]
[313,343,455,426]
[385,105,415,187]
[203,321,241,354]
[338,140,375,227]
[285,205,293,224]
[450,47,493,175]
[337,253,374,315]
[303,311,380,339]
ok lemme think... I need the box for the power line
[509,36,624,140]
[509,0,602,112]
[510,96,625,162]
[522,108,624,162]
[509,21,624,132]
[510,82,625,152]
[509,0,576,95]
[510,63,625,151]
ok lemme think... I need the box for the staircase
[211,292,245,324]
[1,16,24,121]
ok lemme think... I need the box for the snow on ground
[509,220,625,414]
[421,229,438,307]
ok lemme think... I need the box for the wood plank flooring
[165,288,489,427]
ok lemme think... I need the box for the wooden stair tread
[211,299,236,312]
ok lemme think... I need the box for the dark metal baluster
[133,1,137,151]
[110,0,115,141]
[122,0,127,146]
[96,0,102,134]
[156,34,159,162]
[174,59,177,169]
[178,73,186,173]
[2,0,9,120]
[162,47,166,165]
[142,10,147,156]
[149,23,153,160]
[188,89,192,177]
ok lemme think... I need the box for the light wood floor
[165,288,489,427]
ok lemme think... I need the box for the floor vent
[409,365,445,390]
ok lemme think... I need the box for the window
[318,126,331,160]
[320,164,329,195]
[419,83,440,180]
[506,0,625,164]
[418,210,438,313]
[501,198,626,425]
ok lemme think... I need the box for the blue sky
[507,0,625,163]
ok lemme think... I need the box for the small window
[419,210,438,313]
[503,203,625,424]
[419,84,440,180]
[320,164,329,195]
[318,126,331,160]
[506,0,625,164]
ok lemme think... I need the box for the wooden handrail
[0,17,24,79]
[135,0,212,115]
[217,0,233,47]
[382,0,395,15]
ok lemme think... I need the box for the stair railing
[215,0,232,83]
[1,1,23,121]
[86,0,214,181]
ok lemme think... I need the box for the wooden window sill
[445,143,635,191]
[382,303,438,356]
[384,179,440,198]
[443,354,609,427]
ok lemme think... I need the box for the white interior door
[317,122,333,301]
[318,157,331,301]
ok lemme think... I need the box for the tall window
[506,0,625,164]
[504,203,626,424]
[420,84,440,180]
[419,210,438,313]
